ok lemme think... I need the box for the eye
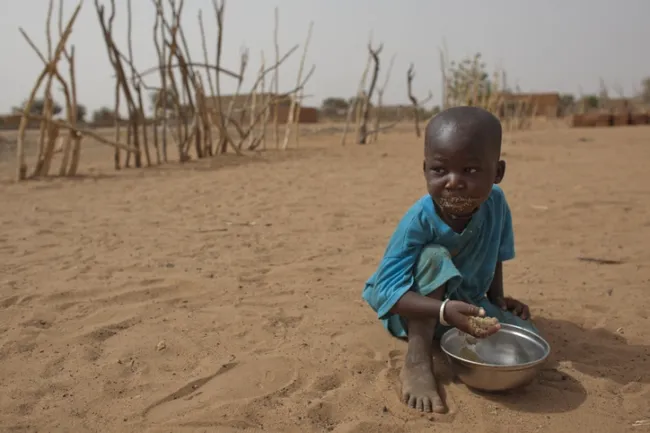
[430,167,446,174]
[465,167,480,174]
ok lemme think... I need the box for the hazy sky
[1,0,649,116]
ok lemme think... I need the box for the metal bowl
[440,323,551,392]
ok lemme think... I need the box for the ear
[422,160,426,174]
[494,160,506,184]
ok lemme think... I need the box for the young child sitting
[362,106,537,414]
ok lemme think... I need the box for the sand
[1,125,650,433]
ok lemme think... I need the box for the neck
[433,201,474,233]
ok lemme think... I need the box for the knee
[413,245,456,299]
[416,244,451,272]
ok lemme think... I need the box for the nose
[445,173,466,191]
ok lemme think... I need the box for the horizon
[1,0,649,118]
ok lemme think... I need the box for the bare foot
[400,359,446,413]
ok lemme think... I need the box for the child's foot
[399,358,446,413]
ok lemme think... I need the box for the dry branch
[372,53,395,143]
[198,9,215,156]
[358,42,382,144]
[15,0,82,181]
[341,51,372,146]
[407,63,423,138]
[281,21,314,150]
[272,7,280,148]
[23,113,138,154]
[152,0,168,162]
[94,0,142,168]
[127,0,153,167]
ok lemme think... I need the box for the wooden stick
[198,9,215,156]
[66,46,83,176]
[15,1,81,181]
[94,0,142,167]
[272,7,280,149]
[127,0,152,166]
[281,21,313,150]
[152,0,167,162]
[260,51,269,150]
[371,53,395,143]
[406,63,422,137]
[358,42,382,144]
[22,113,138,153]
[341,48,372,146]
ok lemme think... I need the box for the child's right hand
[442,300,500,338]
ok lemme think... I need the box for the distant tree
[149,89,177,112]
[640,77,650,104]
[583,95,599,109]
[76,104,87,123]
[92,106,118,124]
[558,94,576,116]
[444,53,492,106]
[321,97,349,116]
[348,92,373,110]
[12,98,63,116]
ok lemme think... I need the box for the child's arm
[487,262,505,303]
[487,190,530,320]
[488,262,530,319]
[363,209,430,320]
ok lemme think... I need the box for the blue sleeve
[363,203,433,320]
[498,192,515,262]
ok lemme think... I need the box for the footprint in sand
[330,420,407,433]
[145,356,298,423]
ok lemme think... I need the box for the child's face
[423,137,504,220]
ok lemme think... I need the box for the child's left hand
[495,296,530,320]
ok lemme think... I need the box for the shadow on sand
[437,316,649,414]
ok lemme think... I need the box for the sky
[1,0,649,117]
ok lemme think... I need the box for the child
[362,106,537,414]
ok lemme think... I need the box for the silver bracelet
[439,299,450,326]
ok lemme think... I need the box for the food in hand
[467,316,499,337]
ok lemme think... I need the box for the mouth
[436,196,481,218]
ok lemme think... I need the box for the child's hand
[443,301,500,339]
[495,296,530,320]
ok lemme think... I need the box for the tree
[583,95,599,109]
[348,93,373,110]
[76,104,87,123]
[12,98,62,116]
[321,97,349,117]
[149,89,177,112]
[444,53,492,107]
[92,106,119,124]
[558,94,575,116]
[640,77,650,104]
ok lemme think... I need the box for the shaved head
[422,106,506,223]
[425,106,502,158]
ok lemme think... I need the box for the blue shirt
[362,184,515,321]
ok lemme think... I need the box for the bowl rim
[439,323,551,370]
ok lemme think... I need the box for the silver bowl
[440,323,550,392]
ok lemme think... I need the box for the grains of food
[468,316,499,337]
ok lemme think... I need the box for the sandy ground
[1,125,650,433]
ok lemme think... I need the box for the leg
[400,287,447,413]
[399,245,460,413]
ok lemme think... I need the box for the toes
[431,397,447,414]
[403,392,445,413]
[408,395,417,409]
